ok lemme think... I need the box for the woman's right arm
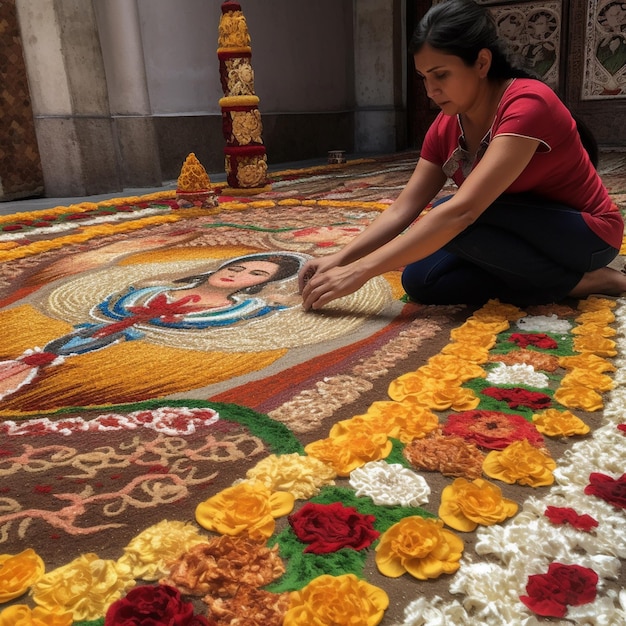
[299,158,447,289]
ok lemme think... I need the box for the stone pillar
[353,0,407,154]
[93,0,161,188]
[16,0,120,197]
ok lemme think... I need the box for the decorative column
[217,1,271,195]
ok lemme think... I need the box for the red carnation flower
[584,472,626,509]
[510,333,558,349]
[288,501,379,554]
[617,424,626,435]
[544,506,598,532]
[105,584,213,626]
[442,410,544,449]
[520,562,598,618]
[482,387,552,410]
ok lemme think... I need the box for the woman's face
[207,260,281,291]
[413,44,486,117]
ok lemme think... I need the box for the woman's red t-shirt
[420,78,623,249]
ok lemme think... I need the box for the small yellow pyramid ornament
[176,153,219,208]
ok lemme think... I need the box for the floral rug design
[0,153,625,625]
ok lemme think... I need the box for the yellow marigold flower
[471,299,524,322]
[571,322,616,337]
[284,573,388,626]
[245,453,336,499]
[532,409,590,437]
[375,516,464,580]
[305,431,392,477]
[572,335,617,357]
[438,478,518,532]
[333,403,439,444]
[577,297,616,312]
[195,480,294,540]
[560,369,614,392]
[388,372,479,411]
[419,354,486,382]
[0,548,45,602]
[0,605,72,626]
[553,385,604,412]
[559,353,616,374]
[575,309,616,324]
[31,553,135,622]
[449,320,502,348]
[117,520,207,581]
[483,439,556,487]
[440,341,491,363]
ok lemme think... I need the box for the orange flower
[375,516,464,580]
[403,431,485,479]
[352,400,439,443]
[439,477,518,531]
[0,548,45,602]
[304,428,392,476]
[388,372,479,411]
[532,409,590,437]
[572,335,616,357]
[440,342,490,363]
[483,439,556,487]
[471,300,524,322]
[559,353,616,374]
[195,480,294,540]
[284,573,388,626]
[553,385,604,412]
[560,369,613,392]
[0,605,72,626]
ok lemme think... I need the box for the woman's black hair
[409,0,533,79]
[173,253,304,294]
[409,0,599,167]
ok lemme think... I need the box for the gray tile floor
[0,156,334,217]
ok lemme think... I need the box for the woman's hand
[300,261,369,311]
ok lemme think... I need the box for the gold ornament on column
[217,1,271,195]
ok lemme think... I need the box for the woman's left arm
[302,135,540,309]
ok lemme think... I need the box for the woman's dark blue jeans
[401,193,619,306]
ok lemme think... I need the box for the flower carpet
[0,152,625,625]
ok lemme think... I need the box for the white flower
[394,596,470,626]
[348,460,430,507]
[515,314,572,333]
[486,362,549,387]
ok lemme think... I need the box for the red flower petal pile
[520,562,598,618]
[288,502,379,554]
[544,506,598,532]
[510,333,559,349]
[584,472,626,509]
[442,410,544,450]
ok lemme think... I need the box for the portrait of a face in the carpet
[42,249,393,353]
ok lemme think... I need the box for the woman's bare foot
[568,266,626,298]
